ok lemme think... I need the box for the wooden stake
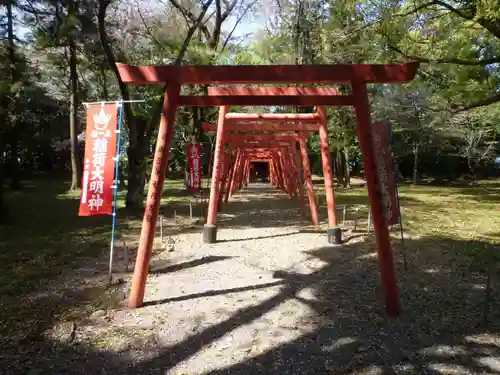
[160,215,163,244]
[122,239,129,272]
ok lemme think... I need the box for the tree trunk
[468,157,476,185]
[97,0,212,210]
[100,67,109,100]
[7,0,20,190]
[344,146,351,188]
[412,143,419,185]
[9,138,20,190]
[336,149,344,187]
[97,0,140,210]
[69,38,82,190]
[0,130,5,219]
[125,121,149,213]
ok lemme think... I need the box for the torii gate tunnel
[202,130,320,227]
[116,62,420,315]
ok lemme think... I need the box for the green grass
[312,177,500,263]
[0,177,191,340]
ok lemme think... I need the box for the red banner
[372,122,399,226]
[79,104,118,216]
[187,142,202,192]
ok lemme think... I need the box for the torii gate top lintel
[116,62,419,85]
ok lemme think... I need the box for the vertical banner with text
[79,104,118,216]
[187,142,202,192]
[372,121,399,226]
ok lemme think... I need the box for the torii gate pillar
[352,80,401,316]
[203,106,228,243]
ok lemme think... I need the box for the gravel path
[7,183,500,374]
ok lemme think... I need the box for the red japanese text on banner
[187,143,202,192]
[372,122,399,226]
[79,104,118,216]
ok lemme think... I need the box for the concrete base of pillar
[203,224,217,244]
[327,227,342,244]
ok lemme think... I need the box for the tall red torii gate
[116,61,419,316]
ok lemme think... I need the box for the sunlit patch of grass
[312,177,500,264]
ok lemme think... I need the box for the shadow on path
[150,255,233,275]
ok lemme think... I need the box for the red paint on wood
[206,106,228,225]
[178,95,353,106]
[208,87,340,96]
[352,80,401,316]
[129,84,180,308]
[225,134,299,142]
[295,149,306,214]
[318,106,338,228]
[226,113,320,123]
[116,62,420,85]
[203,123,320,132]
[298,134,318,226]
[227,141,295,149]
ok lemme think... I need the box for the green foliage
[1,0,500,199]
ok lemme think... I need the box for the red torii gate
[225,140,300,202]
[116,61,419,316]
[215,140,298,211]
[204,131,318,223]
[204,123,320,225]
[224,147,297,203]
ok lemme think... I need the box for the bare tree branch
[221,0,259,51]
[145,0,215,140]
[135,0,164,48]
[168,0,213,42]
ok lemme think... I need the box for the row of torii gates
[116,61,420,316]
[202,121,322,228]
[202,104,340,245]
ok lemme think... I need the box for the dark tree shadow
[144,280,285,306]
[216,231,300,243]
[149,255,233,274]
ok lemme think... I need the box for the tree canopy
[1,0,499,216]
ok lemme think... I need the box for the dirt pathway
[78,184,335,373]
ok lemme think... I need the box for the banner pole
[109,101,124,284]
[388,121,408,271]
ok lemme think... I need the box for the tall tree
[97,0,214,212]
[5,0,21,190]
[375,0,500,111]
[27,0,98,190]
